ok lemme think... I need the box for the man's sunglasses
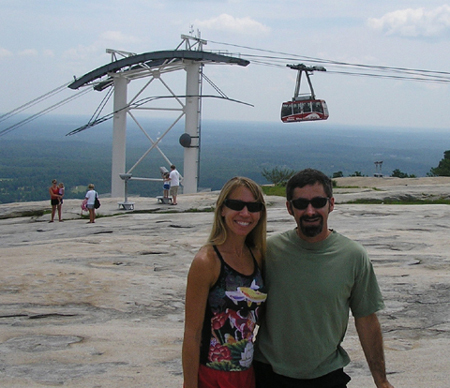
[224,199,264,213]
[290,197,329,210]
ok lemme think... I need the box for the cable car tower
[67,34,249,200]
[281,64,329,123]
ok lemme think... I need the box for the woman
[58,182,65,221]
[182,177,267,388]
[48,179,62,222]
[85,184,98,223]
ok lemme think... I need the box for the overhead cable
[0,88,92,137]
[209,40,450,83]
[0,82,70,124]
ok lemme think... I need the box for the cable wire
[209,40,450,83]
[0,82,70,124]
[2,39,449,138]
[0,88,92,137]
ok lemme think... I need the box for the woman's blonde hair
[88,184,95,190]
[208,177,266,255]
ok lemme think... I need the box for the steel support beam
[111,76,128,198]
[183,61,201,194]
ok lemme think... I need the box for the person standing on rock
[85,184,98,224]
[163,172,171,200]
[169,164,180,205]
[58,182,65,221]
[253,168,394,388]
[48,179,62,222]
[182,177,268,388]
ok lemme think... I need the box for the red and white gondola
[281,64,329,123]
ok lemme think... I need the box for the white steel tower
[68,34,249,199]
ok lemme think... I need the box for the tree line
[261,150,450,186]
[1,131,449,204]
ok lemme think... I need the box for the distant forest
[1,115,449,204]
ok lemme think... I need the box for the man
[169,165,180,205]
[254,168,394,388]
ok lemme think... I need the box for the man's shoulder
[266,230,366,254]
[331,231,366,251]
[267,229,294,242]
[267,230,296,251]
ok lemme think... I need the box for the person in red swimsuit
[48,179,62,222]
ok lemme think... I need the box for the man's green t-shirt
[254,229,385,379]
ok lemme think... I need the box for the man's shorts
[170,186,179,197]
[254,361,350,388]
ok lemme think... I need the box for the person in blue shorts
[163,172,170,200]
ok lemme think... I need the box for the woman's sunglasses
[290,197,329,210]
[224,199,264,213]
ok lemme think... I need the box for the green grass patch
[262,185,285,197]
[335,185,363,189]
[184,207,215,213]
[345,198,450,205]
[130,207,215,215]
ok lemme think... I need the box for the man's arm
[354,313,394,388]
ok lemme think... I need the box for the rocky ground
[0,177,449,387]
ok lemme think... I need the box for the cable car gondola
[281,64,329,123]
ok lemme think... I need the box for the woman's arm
[182,246,219,388]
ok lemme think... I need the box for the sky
[1,0,450,133]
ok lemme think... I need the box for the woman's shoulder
[194,244,217,263]
[188,245,220,285]
[191,245,220,271]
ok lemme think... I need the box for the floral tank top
[199,245,267,371]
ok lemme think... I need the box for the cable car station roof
[68,50,250,90]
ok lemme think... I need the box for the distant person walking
[48,179,62,222]
[85,184,98,223]
[169,165,180,205]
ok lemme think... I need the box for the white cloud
[63,44,99,61]
[18,49,38,57]
[43,49,55,57]
[99,31,141,45]
[194,14,270,35]
[368,5,450,38]
[0,48,13,58]
[62,31,139,62]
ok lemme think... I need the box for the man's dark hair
[286,168,333,201]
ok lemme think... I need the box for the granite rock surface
[0,177,449,387]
